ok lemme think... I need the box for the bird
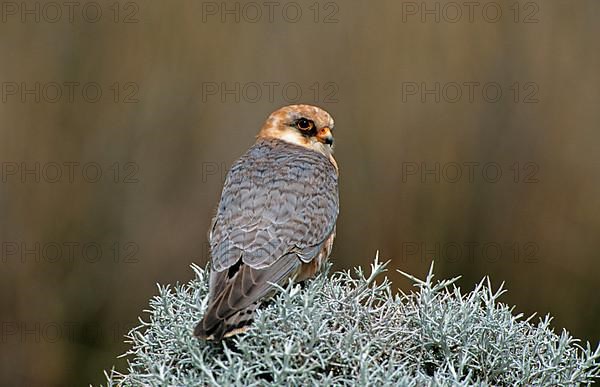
[194,104,339,341]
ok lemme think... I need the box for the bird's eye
[296,118,314,131]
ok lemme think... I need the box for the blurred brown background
[1,0,599,385]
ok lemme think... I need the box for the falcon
[194,104,339,341]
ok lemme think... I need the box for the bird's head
[258,104,335,157]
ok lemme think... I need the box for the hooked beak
[316,127,334,146]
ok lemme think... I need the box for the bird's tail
[194,303,258,340]
[194,254,301,340]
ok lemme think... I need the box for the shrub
[103,256,600,386]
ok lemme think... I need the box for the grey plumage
[194,138,339,340]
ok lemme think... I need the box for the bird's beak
[316,127,334,146]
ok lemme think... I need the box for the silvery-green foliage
[103,257,600,386]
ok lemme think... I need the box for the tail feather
[194,303,258,340]
[195,255,300,341]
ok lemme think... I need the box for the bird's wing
[210,139,339,272]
